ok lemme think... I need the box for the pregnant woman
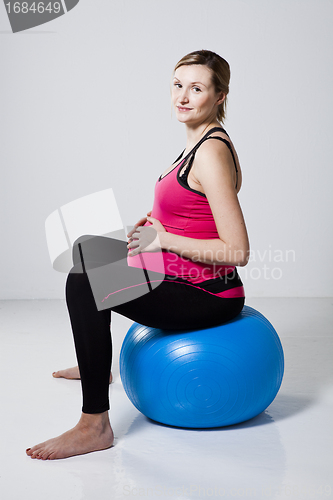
[26,49,250,460]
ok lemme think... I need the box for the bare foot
[53,366,113,384]
[26,412,114,460]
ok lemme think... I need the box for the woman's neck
[184,120,222,153]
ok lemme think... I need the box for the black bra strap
[172,149,185,165]
[183,127,238,190]
[194,127,229,150]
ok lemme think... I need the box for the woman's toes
[53,370,68,379]
[27,444,43,459]
[52,366,81,380]
[26,447,35,457]
[53,367,113,384]
[40,449,51,460]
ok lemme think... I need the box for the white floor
[0,298,332,500]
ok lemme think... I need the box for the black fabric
[179,127,239,191]
[65,236,245,414]
[159,127,228,182]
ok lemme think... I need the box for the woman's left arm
[128,139,250,266]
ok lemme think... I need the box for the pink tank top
[127,127,238,285]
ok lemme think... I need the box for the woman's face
[171,64,224,126]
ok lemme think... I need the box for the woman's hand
[127,216,166,256]
[126,211,152,239]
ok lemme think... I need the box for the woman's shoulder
[198,128,237,159]
[193,129,242,193]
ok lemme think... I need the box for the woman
[26,50,249,460]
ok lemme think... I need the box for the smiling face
[171,64,225,127]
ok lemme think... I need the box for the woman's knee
[71,235,94,267]
[65,269,91,304]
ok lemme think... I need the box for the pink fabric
[213,286,245,298]
[127,159,238,285]
[101,280,245,304]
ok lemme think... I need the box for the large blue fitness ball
[119,306,284,428]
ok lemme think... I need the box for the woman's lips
[177,106,192,112]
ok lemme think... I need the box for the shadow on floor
[122,392,314,436]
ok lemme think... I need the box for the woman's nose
[179,89,189,103]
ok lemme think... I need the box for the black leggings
[65,236,245,414]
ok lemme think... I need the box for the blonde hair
[174,50,230,123]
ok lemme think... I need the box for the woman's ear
[216,92,226,105]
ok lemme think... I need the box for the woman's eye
[174,83,182,89]
[193,87,201,93]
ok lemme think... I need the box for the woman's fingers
[126,217,149,238]
[127,227,158,255]
[127,238,140,255]
[127,211,152,238]
[127,240,139,249]
[127,228,136,238]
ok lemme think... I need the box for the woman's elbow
[233,246,250,267]
[214,239,250,267]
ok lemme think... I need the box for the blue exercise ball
[119,306,284,428]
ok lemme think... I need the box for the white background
[1,0,332,298]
